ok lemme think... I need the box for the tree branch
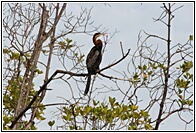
[155,3,172,130]
[98,49,130,73]
[9,48,130,129]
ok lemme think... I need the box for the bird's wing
[87,50,99,67]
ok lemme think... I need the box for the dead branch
[98,49,130,73]
[120,41,124,56]
[99,73,130,81]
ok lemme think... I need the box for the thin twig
[120,42,124,56]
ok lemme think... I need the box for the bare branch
[120,42,124,56]
[98,49,130,73]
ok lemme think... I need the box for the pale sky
[5,2,193,130]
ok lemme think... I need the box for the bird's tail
[84,74,91,95]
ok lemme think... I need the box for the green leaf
[39,104,46,111]
[93,100,99,106]
[48,120,55,127]
[178,94,183,99]
[35,111,46,120]
[69,126,74,130]
[149,62,157,69]
[138,65,142,69]
[36,69,43,74]
[140,110,149,117]
[145,124,152,130]
[158,63,167,70]
[26,52,31,57]
[121,113,128,120]
[66,44,73,49]
[179,99,186,105]
[67,113,72,120]
[77,54,85,62]
[133,72,138,79]
[133,112,140,118]
[42,49,48,55]
[178,88,182,94]
[30,125,37,130]
[11,52,20,60]
[92,127,97,130]
[189,35,193,41]
[114,102,119,107]
[122,104,128,112]
[103,106,108,114]
[58,41,66,46]
[187,100,193,106]
[130,105,138,111]
[78,127,83,130]
[148,71,153,75]
[109,96,115,106]
[128,123,137,130]
[180,61,193,73]
[66,38,72,44]
[143,65,147,70]
[3,48,9,54]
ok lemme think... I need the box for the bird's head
[93,32,107,46]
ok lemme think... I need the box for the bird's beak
[101,32,107,36]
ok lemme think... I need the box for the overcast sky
[29,2,194,130]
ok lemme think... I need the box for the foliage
[60,97,152,130]
[3,3,193,131]
[3,48,44,130]
[130,3,193,130]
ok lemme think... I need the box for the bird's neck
[94,39,103,48]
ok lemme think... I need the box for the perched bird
[84,33,103,95]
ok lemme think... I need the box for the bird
[84,33,104,95]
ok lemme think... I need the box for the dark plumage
[84,33,103,95]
